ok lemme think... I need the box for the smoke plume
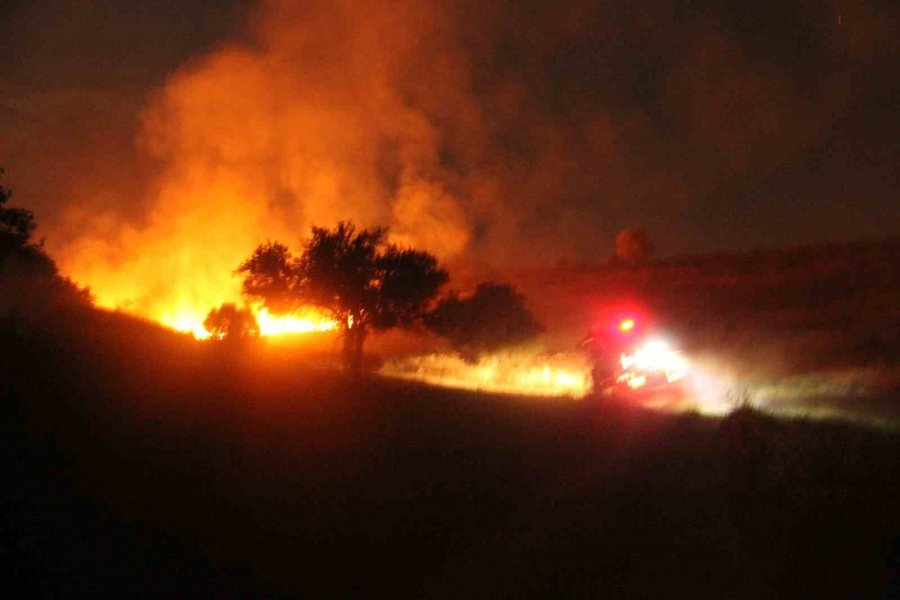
[30,0,898,329]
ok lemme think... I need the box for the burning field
[45,229,900,426]
[19,0,891,346]
[1,0,889,427]
[3,0,900,595]
[5,163,900,600]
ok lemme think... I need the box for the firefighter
[580,317,637,393]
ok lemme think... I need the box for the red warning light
[619,318,635,333]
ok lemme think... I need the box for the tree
[203,303,260,340]
[0,169,91,316]
[424,282,544,355]
[0,169,38,253]
[236,242,301,314]
[614,227,654,265]
[237,222,448,373]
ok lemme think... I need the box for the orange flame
[255,307,338,336]
[164,304,337,340]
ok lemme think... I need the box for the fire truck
[581,313,689,396]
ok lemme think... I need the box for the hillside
[448,238,899,424]
[496,238,900,366]
[3,303,900,598]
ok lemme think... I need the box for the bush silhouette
[425,282,544,355]
[203,303,260,340]
[614,227,654,265]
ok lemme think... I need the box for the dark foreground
[3,309,900,599]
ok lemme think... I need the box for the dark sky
[2,0,899,266]
[0,0,247,229]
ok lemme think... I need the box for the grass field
[3,302,900,598]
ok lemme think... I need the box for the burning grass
[166,304,338,339]
[379,350,591,398]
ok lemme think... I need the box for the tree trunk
[342,322,367,376]
[353,325,366,376]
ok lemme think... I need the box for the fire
[165,313,214,340]
[255,307,338,336]
[162,304,337,340]
[380,352,591,397]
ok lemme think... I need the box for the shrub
[425,282,543,354]
[614,227,655,265]
[203,304,260,340]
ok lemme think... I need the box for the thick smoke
[42,0,898,328]
[60,0,481,326]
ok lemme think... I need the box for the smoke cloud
[3,0,896,329]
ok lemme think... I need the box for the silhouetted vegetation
[0,170,89,318]
[425,282,543,355]
[238,222,448,372]
[203,303,259,340]
[0,169,36,252]
[613,226,655,265]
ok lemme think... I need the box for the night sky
[2,0,898,266]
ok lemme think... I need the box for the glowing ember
[380,352,591,397]
[619,318,635,332]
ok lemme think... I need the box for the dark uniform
[581,325,627,392]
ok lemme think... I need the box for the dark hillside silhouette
[2,303,900,599]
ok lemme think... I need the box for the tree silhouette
[0,169,90,315]
[237,222,448,373]
[0,169,37,253]
[425,282,543,355]
[614,227,654,265]
[237,242,301,314]
[203,303,260,340]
